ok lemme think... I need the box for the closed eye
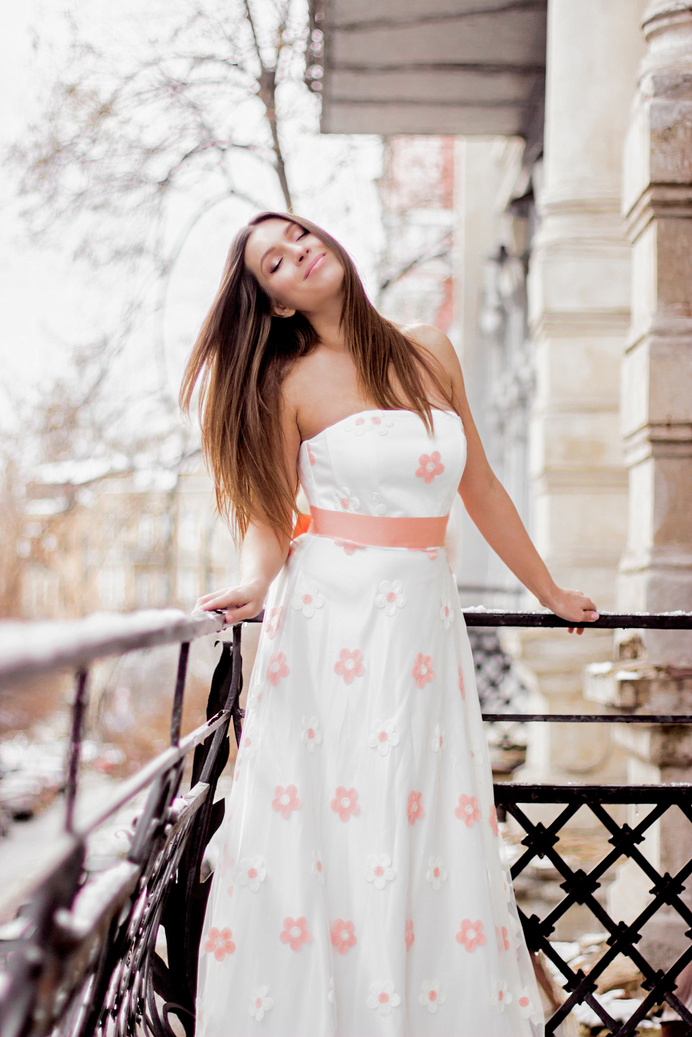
[269,229,308,273]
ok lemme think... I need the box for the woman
[182,211,598,1037]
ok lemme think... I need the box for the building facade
[314,0,692,963]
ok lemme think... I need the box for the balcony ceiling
[318,0,547,137]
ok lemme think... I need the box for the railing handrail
[1,607,689,684]
[0,608,224,683]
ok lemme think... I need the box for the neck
[303,294,349,353]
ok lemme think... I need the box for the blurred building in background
[314,0,692,964]
[15,461,238,618]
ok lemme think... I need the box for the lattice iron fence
[0,608,691,1037]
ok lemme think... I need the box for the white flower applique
[365,853,396,889]
[368,719,400,757]
[491,980,513,1013]
[431,723,445,753]
[419,980,446,1014]
[236,855,266,893]
[333,487,360,513]
[248,986,274,1021]
[366,980,400,1017]
[440,595,455,630]
[312,849,325,884]
[301,717,323,753]
[371,492,387,516]
[516,987,540,1020]
[425,855,448,890]
[374,580,406,617]
[291,581,325,618]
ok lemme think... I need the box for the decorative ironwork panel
[495,783,692,1035]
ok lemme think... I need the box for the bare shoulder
[399,322,464,390]
[400,322,458,363]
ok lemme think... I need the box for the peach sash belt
[307,506,449,549]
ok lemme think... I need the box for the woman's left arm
[410,325,599,630]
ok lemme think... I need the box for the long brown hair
[180,211,454,540]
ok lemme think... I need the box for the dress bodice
[298,408,466,519]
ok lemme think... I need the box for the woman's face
[244,218,344,316]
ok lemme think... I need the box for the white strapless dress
[196,408,544,1037]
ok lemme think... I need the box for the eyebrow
[259,221,296,273]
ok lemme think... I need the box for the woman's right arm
[195,519,290,624]
[195,392,301,625]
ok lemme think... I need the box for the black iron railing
[0,609,691,1037]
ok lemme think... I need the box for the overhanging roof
[314,0,547,138]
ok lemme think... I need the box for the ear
[270,300,296,319]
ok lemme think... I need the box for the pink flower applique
[456,919,486,952]
[249,986,274,1021]
[416,451,444,484]
[455,793,481,827]
[405,919,415,951]
[334,648,365,685]
[491,980,513,1012]
[419,547,439,560]
[264,606,282,640]
[496,925,510,953]
[272,784,301,819]
[458,666,466,699]
[366,981,401,1017]
[306,443,316,466]
[312,849,325,884]
[407,790,424,825]
[266,651,289,686]
[334,538,365,555]
[412,653,434,688]
[331,786,360,821]
[419,980,446,1014]
[279,916,312,951]
[351,412,394,437]
[330,918,357,955]
[204,926,235,961]
[490,803,499,837]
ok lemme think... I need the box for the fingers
[195,591,242,612]
[222,599,265,626]
[195,585,263,621]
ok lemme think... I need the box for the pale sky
[0,1,384,434]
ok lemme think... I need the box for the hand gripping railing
[0,609,691,1037]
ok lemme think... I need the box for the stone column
[514,0,645,786]
[595,0,692,967]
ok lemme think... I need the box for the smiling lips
[304,252,326,280]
